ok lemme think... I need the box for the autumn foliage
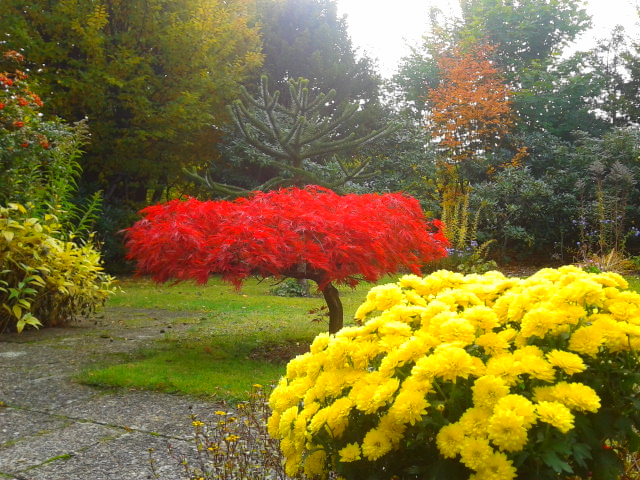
[124,186,448,332]
[427,41,515,164]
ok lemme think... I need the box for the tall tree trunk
[322,282,343,334]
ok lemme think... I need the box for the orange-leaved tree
[425,40,525,249]
[124,186,449,333]
[426,40,515,167]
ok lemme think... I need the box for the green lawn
[79,275,394,400]
[79,271,640,401]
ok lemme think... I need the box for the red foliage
[124,186,449,290]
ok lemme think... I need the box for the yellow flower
[399,273,427,290]
[520,307,558,339]
[487,409,529,452]
[411,354,441,381]
[436,422,466,458]
[303,448,327,477]
[361,428,393,461]
[432,345,476,383]
[326,397,354,438]
[555,304,586,327]
[607,297,640,322]
[395,335,430,365]
[377,413,407,445]
[350,339,380,370]
[485,354,521,386]
[437,289,483,310]
[388,388,430,426]
[424,269,466,294]
[532,385,556,403]
[268,411,281,438]
[284,451,303,477]
[404,289,428,307]
[546,349,586,375]
[373,377,401,406]
[592,315,628,351]
[350,373,399,415]
[463,305,499,331]
[366,284,405,311]
[593,271,628,289]
[494,394,537,429]
[568,326,603,357]
[475,332,510,357]
[535,401,575,433]
[459,436,494,470]
[278,405,299,438]
[439,316,476,346]
[269,378,300,412]
[419,300,453,328]
[338,442,362,463]
[518,354,556,383]
[556,277,605,307]
[556,382,601,413]
[501,290,530,322]
[459,407,492,437]
[292,414,309,444]
[308,407,329,434]
[354,301,376,321]
[475,451,518,480]
[472,375,510,409]
[378,320,413,351]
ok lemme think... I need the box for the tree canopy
[0,0,263,203]
[426,41,515,165]
[256,0,381,109]
[124,186,449,332]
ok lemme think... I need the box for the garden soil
[0,307,223,480]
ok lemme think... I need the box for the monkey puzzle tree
[185,76,397,198]
[124,186,449,333]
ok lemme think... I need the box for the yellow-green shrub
[269,266,640,480]
[0,204,116,333]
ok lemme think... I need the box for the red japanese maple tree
[124,186,449,333]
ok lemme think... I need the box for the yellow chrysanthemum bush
[268,267,640,480]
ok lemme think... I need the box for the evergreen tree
[186,77,397,197]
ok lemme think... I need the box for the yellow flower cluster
[268,267,640,479]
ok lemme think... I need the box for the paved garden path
[0,309,219,480]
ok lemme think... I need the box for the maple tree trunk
[322,282,343,334]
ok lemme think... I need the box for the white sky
[336,0,640,77]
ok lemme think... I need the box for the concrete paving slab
[0,313,224,480]
[21,432,191,480]
[0,408,72,446]
[0,421,119,473]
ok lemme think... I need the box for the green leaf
[571,442,592,469]
[541,450,573,474]
[591,448,624,480]
[17,299,31,308]
[8,288,20,300]
[627,428,640,452]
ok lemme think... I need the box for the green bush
[0,204,116,333]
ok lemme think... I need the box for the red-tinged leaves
[124,186,449,290]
